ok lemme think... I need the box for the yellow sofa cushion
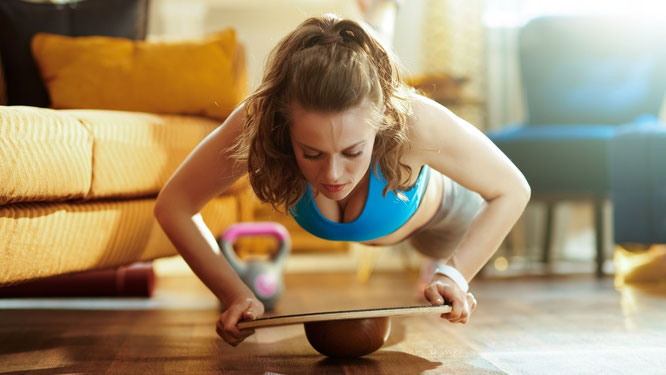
[1,105,244,202]
[63,109,220,199]
[31,29,247,121]
[0,106,92,205]
[0,196,238,285]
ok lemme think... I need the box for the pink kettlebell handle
[222,222,290,243]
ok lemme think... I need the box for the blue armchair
[487,16,666,276]
[610,124,666,247]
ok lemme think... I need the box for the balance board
[238,304,452,329]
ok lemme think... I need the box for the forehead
[289,101,377,147]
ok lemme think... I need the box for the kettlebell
[219,222,291,311]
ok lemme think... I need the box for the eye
[344,151,362,158]
[303,153,322,160]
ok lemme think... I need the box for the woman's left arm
[410,95,531,281]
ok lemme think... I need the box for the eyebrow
[296,140,366,153]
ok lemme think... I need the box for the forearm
[447,191,529,282]
[155,209,252,307]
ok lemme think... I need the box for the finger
[242,310,256,321]
[445,312,468,324]
[224,329,254,346]
[222,326,252,346]
[217,317,239,345]
[242,300,264,321]
[217,315,233,338]
[222,308,246,339]
[231,327,256,346]
[454,297,471,324]
[424,284,446,305]
[451,311,469,324]
[238,312,257,335]
[467,293,477,311]
[437,286,463,320]
[239,302,262,339]
[238,328,256,341]
[216,322,224,338]
[217,323,240,346]
[224,324,243,341]
[226,299,262,342]
[446,313,466,324]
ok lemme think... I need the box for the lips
[322,183,346,193]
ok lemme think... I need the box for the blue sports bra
[289,164,431,241]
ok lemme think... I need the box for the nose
[323,156,343,182]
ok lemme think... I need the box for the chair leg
[594,199,606,278]
[542,202,555,270]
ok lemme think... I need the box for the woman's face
[289,100,378,201]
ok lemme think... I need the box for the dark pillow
[0,0,149,107]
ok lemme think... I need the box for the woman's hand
[423,273,477,324]
[217,294,264,346]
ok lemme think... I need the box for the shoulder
[407,94,456,135]
[199,103,247,151]
[404,94,459,157]
[155,103,248,215]
[221,102,247,134]
[405,93,492,169]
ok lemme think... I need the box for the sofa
[0,0,252,286]
[0,106,254,286]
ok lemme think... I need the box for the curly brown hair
[232,14,416,211]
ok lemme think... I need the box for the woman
[154,14,530,346]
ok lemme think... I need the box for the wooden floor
[1,270,666,374]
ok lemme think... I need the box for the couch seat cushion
[0,106,92,204]
[63,109,221,199]
[0,195,238,285]
[1,106,245,202]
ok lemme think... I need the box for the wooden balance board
[238,304,452,330]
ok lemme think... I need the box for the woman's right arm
[153,104,255,308]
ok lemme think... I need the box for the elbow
[153,189,171,224]
[517,177,531,208]
[154,187,196,224]
[498,174,530,209]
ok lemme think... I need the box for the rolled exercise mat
[0,262,155,297]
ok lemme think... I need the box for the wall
[147,0,487,124]
[149,0,362,91]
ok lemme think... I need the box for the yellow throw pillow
[31,29,247,120]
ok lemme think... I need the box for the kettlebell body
[219,222,291,310]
